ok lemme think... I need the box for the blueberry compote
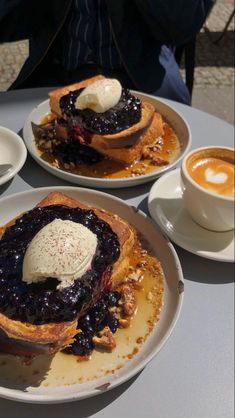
[53,139,103,165]
[32,120,103,165]
[60,88,141,135]
[63,291,121,356]
[0,205,120,326]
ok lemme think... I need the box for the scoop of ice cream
[22,219,97,290]
[75,78,122,113]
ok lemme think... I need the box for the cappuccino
[187,154,234,197]
[181,146,235,231]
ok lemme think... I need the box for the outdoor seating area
[0,1,234,417]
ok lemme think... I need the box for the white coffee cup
[181,146,235,232]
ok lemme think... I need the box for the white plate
[0,126,27,186]
[148,169,234,262]
[23,92,191,188]
[0,186,184,403]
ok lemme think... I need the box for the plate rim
[0,186,184,403]
[148,168,235,263]
[0,126,27,186]
[22,92,192,188]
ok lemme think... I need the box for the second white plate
[23,92,191,188]
[0,186,184,403]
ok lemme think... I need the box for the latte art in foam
[205,168,228,184]
[187,157,234,197]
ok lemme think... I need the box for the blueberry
[63,332,93,356]
[104,291,121,307]
[106,313,119,333]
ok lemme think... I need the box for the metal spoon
[0,164,13,177]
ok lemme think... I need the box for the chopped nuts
[120,285,137,316]
[128,269,143,282]
[109,306,121,315]
[136,337,144,344]
[136,260,147,268]
[52,159,59,168]
[146,291,154,301]
[131,167,146,176]
[92,326,116,351]
[119,318,131,328]
[142,148,152,159]
[128,272,139,282]
[132,281,143,290]
[156,136,164,145]
[151,155,169,166]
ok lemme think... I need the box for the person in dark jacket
[0,0,213,104]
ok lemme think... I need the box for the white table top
[0,88,234,418]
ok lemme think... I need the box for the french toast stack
[0,192,136,356]
[48,75,164,165]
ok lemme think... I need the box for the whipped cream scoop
[75,78,122,113]
[22,219,97,290]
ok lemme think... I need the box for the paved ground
[191,0,235,124]
[0,0,234,123]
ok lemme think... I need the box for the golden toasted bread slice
[0,192,136,355]
[89,101,155,149]
[0,314,77,355]
[49,75,105,116]
[91,111,164,165]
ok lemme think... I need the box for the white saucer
[0,126,27,186]
[148,168,234,262]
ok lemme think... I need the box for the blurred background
[0,0,234,124]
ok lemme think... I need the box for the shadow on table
[176,247,234,284]
[137,196,234,285]
[0,178,14,195]
[0,371,142,418]
[18,154,69,188]
[0,353,53,391]
[0,87,51,105]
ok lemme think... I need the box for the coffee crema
[187,154,234,197]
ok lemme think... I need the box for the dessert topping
[75,78,122,113]
[22,219,97,290]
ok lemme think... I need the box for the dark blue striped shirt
[61,0,122,71]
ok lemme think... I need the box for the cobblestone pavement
[185,0,234,88]
[0,1,234,122]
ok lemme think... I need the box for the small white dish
[0,126,27,186]
[148,168,234,262]
[23,92,191,189]
[0,186,184,403]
